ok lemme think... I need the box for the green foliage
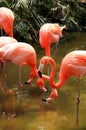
[0,0,85,44]
[0,0,47,44]
[0,0,9,7]
[55,1,86,31]
[14,7,46,43]
[35,0,53,17]
[75,7,86,26]
[13,1,47,43]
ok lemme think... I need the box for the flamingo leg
[45,46,50,57]
[76,78,81,125]
[2,62,7,91]
[0,28,7,92]
[1,62,8,117]
[1,27,3,36]
[19,66,23,103]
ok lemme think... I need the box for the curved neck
[49,58,56,81]
[49,58,66,89]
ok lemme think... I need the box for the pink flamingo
[0,7,14,37]
[0,42,46,92]
[38,50,86,101]
[0,36,17,71]
[0,36,17,89]
[39,23,66,56]
[38,50,86,124]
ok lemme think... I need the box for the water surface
[0,32,86,130]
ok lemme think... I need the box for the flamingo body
[0,42,38,81]
[0,7,14,37]
[39,23,66,56]
[0,41,47,92]
[59,50,86,82]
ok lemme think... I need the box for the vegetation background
[0,0,86,44]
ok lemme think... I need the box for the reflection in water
[0,32,86,130]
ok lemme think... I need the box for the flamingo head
[37,77,47,92]
[39,56,52,66]
[42,89,58,103]
[38,56,50,78]
[38,56,55,78]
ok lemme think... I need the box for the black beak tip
[38,71,42,78]
[24,82,30,84]
[42,99,47,102]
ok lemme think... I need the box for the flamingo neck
[49,59,66,89]
[46,58,57,87]
[42,74,50,81]
[53,79,66,89]
[45,46,50,56]
[30,67,38,79]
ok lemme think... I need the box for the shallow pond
[0,32,86,130]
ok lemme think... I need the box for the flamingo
[0,7,14,37]
[38,50,86,101]
[0,36,17,70]
[0,42,47,92]
[0,36,17,90]
[39,23,66,56]
[38,50,86,124]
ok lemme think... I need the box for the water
[0,32,86,130]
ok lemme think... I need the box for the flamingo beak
[38,71,42,78]
[42,98,54,103]
[38,63,44,78]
